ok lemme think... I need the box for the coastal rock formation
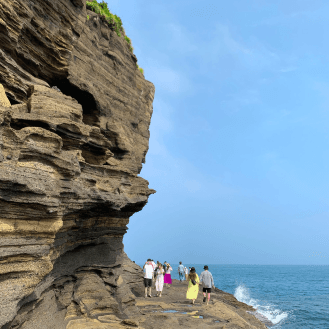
[0,0,154,327]
[0,1,270,328]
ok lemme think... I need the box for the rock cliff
[0,0,155,328]
[0,1,270,328]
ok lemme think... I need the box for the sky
[105,0,329,265]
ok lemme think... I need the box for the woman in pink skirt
[163,262,173,287]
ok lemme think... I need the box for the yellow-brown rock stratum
[0,1,268,328]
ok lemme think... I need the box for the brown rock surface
[124,279,270,329]
[0,84,11,107]
[0,0,269,328]
[0,0,154,327]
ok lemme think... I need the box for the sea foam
[234,284,288,326]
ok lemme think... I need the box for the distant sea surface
[168,264,329,328]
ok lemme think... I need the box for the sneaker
[148,295,152,298]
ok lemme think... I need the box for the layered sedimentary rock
[0,0,155,327]
[0,1,271,328]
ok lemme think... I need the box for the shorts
[144,278,153,287]
[203,287,212,293]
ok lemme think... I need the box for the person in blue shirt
[178,261,185,282]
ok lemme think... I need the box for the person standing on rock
[186,267,199,304]
[163,262,173,287]
[155,263,165,297]
[178,261,185,282]
[184,266,189,281]
[143,259,154,298]
[151,259,156,269]
[199,265,215,305]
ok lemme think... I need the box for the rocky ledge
[132,279,271,329]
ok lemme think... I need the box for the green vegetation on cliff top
[86,1,144,75]
[86,0,123,36]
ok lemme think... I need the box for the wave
[234,284,288,326]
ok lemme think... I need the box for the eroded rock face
[0,0,154,327]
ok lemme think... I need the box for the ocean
[169,264,329,328]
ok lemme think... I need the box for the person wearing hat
[186,267,199,304]
[199,265,214,305]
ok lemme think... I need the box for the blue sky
[106,0,329,265]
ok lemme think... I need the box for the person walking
[178,261,185,282]
[163,262,173,287]
[155,263,165,297]
[186,267,199,304]
[143,259,154,298]
[199,265,215,305]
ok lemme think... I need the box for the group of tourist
[143,259,215,305]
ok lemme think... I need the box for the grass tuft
[136,64,144,75]
[86,1,123,37]
[86,1,137,52]
[87,1,144,74]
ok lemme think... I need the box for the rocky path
[132,279,270,329]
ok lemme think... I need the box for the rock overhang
[0,0,155,327]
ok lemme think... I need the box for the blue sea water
[170,264,329,328]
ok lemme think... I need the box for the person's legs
[155,281,158,296]
[144,278,148,297]
[203,288,206,302]
[206,292,211,305]
[148,279,153,297]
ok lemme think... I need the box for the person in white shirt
[143,259,154,298]
[184,266,189,280]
